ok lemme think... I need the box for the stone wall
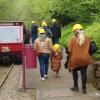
[87,62,100,90]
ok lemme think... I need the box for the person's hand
[55,52,59,56]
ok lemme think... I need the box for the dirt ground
[0,65,36,100]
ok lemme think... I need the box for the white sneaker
[44,75,47,78]
[41,77,45,81]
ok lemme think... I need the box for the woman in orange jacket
[67,24,93,94]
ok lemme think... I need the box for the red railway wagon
[0,22,23,64]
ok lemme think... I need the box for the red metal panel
[0,43,23,52]
[23,44,37,69]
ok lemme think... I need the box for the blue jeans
[38,53,50,78]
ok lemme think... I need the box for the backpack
[43,27,53,38]
[89,41,97,55]
[64,53,70,69]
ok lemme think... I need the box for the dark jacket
[24,29,30,44]
[31,24,38,37]
[50,24,61,38]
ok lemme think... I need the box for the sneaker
[44,74,47,78]
[41,77,45,81]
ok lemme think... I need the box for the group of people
[31,19,61,45]
[33,19,62,80]
[24,20,94,94]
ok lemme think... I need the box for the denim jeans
[72,66,87,89]
[38,53,50,78]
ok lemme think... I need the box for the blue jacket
[43,27,53,38]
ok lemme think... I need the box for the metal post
[22,46,25,89]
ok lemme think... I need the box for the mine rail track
[0,64,13,89]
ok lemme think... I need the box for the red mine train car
[0,22,23,64]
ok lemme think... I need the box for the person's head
[53,44,61,52]
[32,20,35,24]
[38,28,46,40]
[72,24,83,35]
[52,19,57,23]
[41,21,47,27]
[72,24,85,46]
[42,19,46,22]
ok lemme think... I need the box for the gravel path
[0,66,9,83]
[0,65,36,100]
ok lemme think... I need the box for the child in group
[51,44,62,76]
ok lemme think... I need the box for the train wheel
[2,56,10,65]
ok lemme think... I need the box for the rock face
[87,61,100,90]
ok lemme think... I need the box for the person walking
[31,20,38,43]
[24,29,31,44]
[41,21,53,38]
[51,44,62,77]
[50,19,61,45]
[34,28,53,81]
[67,24,93,94]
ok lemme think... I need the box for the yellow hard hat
[32,20,35,23]
[38,27,42,32]
[52,19,56,23]
[53,44,61,52]
[41,22,47,27]
[38,29,45,34]
[72,24,83,32]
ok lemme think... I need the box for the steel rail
[0,63,14,89]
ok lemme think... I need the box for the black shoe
[82,89,87,94]
[70,87,79,91]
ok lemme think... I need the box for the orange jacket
[51,51,62,71]
[34,38,53,54]
[68,36,93,70]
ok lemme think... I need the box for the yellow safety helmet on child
[72,24,83,32]
[53,44,61,52]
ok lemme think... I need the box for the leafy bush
[49,0,100,24]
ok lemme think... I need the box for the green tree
[49,0,100,23]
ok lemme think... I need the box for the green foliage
[0,0,32,26]
[31,0,51,25]
[0,0,13,20]
[0,0,51,27]
[59,23,73,47]
[49,0,100,23]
